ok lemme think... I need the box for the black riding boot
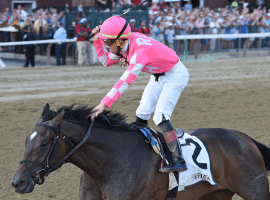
[159,120,187,172]
[132,116,148,128]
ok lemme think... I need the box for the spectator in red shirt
[130,19,137,32]
[131,0,141,6]
[137,19,151,37]
[75,18,93,65]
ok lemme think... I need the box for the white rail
[0,37,78,46]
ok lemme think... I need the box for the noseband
[20,118,95,186]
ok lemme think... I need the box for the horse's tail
[246,135,270,171]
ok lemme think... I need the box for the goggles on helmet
[104,39,116,46]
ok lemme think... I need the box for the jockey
[90,16,189,172]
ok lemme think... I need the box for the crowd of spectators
[0,5,69,66]
[0,5,66,55]
[72,0,270,52]
[145,0,270,51]
[1,0,270,60]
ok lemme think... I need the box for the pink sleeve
[101,52,149,108]
[93,39,120,67]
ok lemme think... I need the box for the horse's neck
[67,123,158,181]
[67,124,123,178]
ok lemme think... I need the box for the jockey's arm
[101,51,149,108]
[93,38,120,67]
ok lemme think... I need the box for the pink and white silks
[94,32,189,125]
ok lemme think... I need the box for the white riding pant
[136,61,189,125]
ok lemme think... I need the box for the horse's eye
[41,141,48,148]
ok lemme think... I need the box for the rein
[20,117,96,186]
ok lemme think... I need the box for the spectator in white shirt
[209,17,220,51]
[164,22,175,50]
[53,22,67,65]
[18,5,27,22]
[77,4,84,12]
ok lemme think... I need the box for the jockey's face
[104,39,125,54]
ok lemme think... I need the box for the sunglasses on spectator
[104,39,116,46]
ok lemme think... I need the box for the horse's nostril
[17,181,24,187]
[11,180,25,188]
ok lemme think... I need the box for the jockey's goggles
[104,39,116,46]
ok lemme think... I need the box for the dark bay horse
[11,104,270,199]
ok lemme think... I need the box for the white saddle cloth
[169,132,218,191]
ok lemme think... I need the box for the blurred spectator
[3,12,10,24]
[7,10,18,25]
[43,13,55,37]
[18,5,27,22]
[131,0,141,6]
[138,19,151,37]
[184,1,193,13]
[121,0,132,10]
[65,3,70,13]
[175,16,188,52]
[75,18,92,66]
[77,4,84,12]
[257,0,264,7]
[76,11,86,23]
[151,21,163,43]
[221,17,231,49]
[238,15,248,47]
[58,11,66,26]
[4,7,12,17]
[187,17,196,52]
[130,19,137,32]
[51,13,58,28]
[262,14,270,47]
[21,20,36,67]
[202,18,210,51]
[164,23,175,50]
[0,46,5,68]
[238,0,244,10]
[34,13,48,55]
[231,0,238,9]
[245,13,258,48]
[0,13,7,25]
[96,0,110,12]
[209,17,220,51]
[34,13,48,37]
[53,22,67,65]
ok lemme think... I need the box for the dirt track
[1,56,270,199]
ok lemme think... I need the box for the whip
[89,0,148,38]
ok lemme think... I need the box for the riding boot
[158,119,187,172]
[133,116,148,128]
[163,130,187,172]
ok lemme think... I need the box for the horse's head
[11,103,67,194]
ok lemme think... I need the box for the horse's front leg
[79,172,105,200]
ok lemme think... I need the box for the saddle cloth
[169,132,218,191]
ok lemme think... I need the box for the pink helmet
[97,16,131,40]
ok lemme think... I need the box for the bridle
[20,117,95,186]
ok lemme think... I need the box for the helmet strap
[115,19,128,56]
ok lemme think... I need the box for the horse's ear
[42,103,50,116]
[51,110,65,127]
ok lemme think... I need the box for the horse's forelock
[41,110,57,122]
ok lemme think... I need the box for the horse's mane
[41,104,126,127]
